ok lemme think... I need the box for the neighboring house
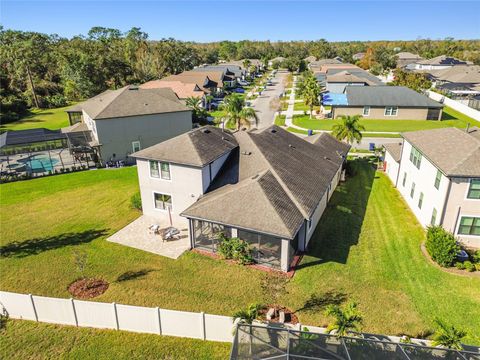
[427,65,480,101]
[330,86,444,120]
[191,65,244,85]
[268,57,286,66]
[395,51,424,69]
[308,58,345,72]
[132,125,350,272]
[139,80,205,100]
[161,70,227,96]
[384,127,480,248]
[65,86,192,164]
[352,52,365,61]
[325,70,377,93]
[223,59,264,73]
[414,55,472,71]
[303,55,317,63]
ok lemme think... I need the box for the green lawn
[286,127,401,138]
[1,104,77,131]
[292,106,480,132]
[1,162,479,345]
[293,101,320,112]
[274,115,286,126]
[0,320,230,360]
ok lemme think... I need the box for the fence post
[297,322,302,331]
[200,311,206,340]
[28,294,38,322]
[156,307,162,335]
[70,298,78,326]
[112,302,119,330]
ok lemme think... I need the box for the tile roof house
[384,127,480,248]
[139,80,205,99]
[427,65,480,100]
[331,86,444,120]
[395,52,424,69]
[132,125,350,271]
[414,55,473,71]
[160,70,228,95]
[64,86,192,164]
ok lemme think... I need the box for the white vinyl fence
[0,291,234,342]
[426,90,480,121]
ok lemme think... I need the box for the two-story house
[65,86,192,164]
[132,125,350,272]
[384,127,480,248]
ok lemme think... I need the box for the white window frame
[434,169,442,190]
[402,172,407,187]
[149,160,172,181]
[418,192,424,209]
[384,106,398,116]
[362,106,370,116]
[410,182,415,199]
[430,208,437,225]
[456,214,480,237]
[152,191,173,212]
[465,178,480,200]
[132,141,141,153]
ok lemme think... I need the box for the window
[410,182,415,198]
[149,161,159,178]
[467,179,480,199]
[149,161,170,180]
[160,162,171,180]
[132,141,141,153]
[154,193,172,211]
[384,106,398,116]
[418,192,424,209]
[434,170,442,190]
[431,208,437,225]
[409,147,422,169]
[402,172,407,187]
[362,106,370,116]
[458,216,480,236]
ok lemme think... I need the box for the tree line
[1,25,479,123]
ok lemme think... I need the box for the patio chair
[148,224,160,235]
[162,227,180,242]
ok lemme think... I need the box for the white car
[238,80,250,86]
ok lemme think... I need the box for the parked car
[238,80,250,86]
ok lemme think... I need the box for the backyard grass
[0,320,231,360]
[286,127,401,138]
[0,104,77,131]
[293,101,320,112]
[274,115,286,127]
[292,106,480,132]
[1,162,479,344]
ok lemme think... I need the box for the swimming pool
[19,155,59,173]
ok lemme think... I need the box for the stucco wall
[333,106,432,120]
[136,159,204,226]
[384,151,400,185]
[443,178,480,248]
[92,111,192,163]
[396,140,450,228]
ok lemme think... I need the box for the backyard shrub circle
[425,226,459,267]
[68,278,109,299]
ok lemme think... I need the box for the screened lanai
[230,324,480,360]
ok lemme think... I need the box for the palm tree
[324,301,363,337]
[221,94,258,130]
[233,303,262,324]
[297,72,321,119]
[432,319,466,350]
[204,94,214,111]
[185,96,206,122]
[331,115,366,145]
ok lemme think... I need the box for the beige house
[332,86,444,120]
[65,86,192,164]
[132,125,350,272]
[384,127,480,248]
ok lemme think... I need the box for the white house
[384,127,480,248]
[132,125,350,272]
[414,55,472,71]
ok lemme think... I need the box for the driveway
[252,70,288,129]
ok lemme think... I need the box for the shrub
[218,234,254,265]
[455,262,465,270]
[425,226,460,267]
[473,250,480,264]
[463,261,475,272]
[130,192,142,211]
[475,263,480,271]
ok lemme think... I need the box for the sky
[1,0,479,42]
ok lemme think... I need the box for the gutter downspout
[394,139,404,188]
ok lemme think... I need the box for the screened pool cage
[230,324,480,360]
[0,128,99,180]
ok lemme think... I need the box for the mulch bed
[420,243,480,278]
[68,278,109,299]
[258,304,299,325]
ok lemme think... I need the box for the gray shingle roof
[417,55,472,66]
[132,126,238,167]
[182,126,350,238]
[72,86,189,120]
[383,142,403,162]
[326,68,382,85]
[345,86,443,108]
[402,127,480,177]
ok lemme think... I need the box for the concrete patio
[107,215,190,259]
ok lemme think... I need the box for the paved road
[252,70,288,129]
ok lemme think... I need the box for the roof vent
[144,103,148,106]
[242,151,252,156]
[270,129,277,133]
[202,129,211,134]
[289,144,295,149]
[324,156,331,160]
[251,174,259,180]
[129,86,139,90]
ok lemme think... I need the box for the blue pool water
[322,92,348,106]
[19,155,59,173]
